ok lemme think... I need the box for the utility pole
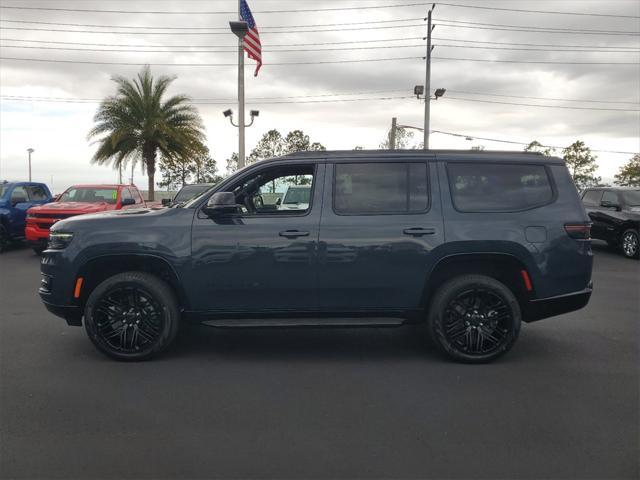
[389,117,397,150]
[237,0,246,169]
[424,4,435,150]
[27,148,34,181]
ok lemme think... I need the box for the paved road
[1,242,638,479]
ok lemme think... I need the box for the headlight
[48,232,74,250]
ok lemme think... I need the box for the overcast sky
[1,0,639,192]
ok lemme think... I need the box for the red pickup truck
[26,184,145,253]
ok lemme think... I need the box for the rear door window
[582,190,603,206]
[447,163,554,212]
[333,162,429,215]
[26,185,48,201]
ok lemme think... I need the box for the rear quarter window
[447,163,554,212]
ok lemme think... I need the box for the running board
[201,317,407,328]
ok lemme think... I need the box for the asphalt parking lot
[0,242,638,479]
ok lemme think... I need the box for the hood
[29,201,112,214]
[51,206,168,231]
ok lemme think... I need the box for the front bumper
[25,222,50,242]
[41,299,83,326]
[523,282,593,322]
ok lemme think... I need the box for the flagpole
[237,0,246,169]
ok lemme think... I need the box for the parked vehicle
[161,183,214,207]
[582,186,640,259]
[39,150,593,362]
[0,181,53,252]
[278,185,311,211]
[26,184,145,254]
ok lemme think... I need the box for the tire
[620,228,639,259]
[427,275,521,363]
[84,271,180,361]
[0,224,10,253]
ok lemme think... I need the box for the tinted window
[59,187,118,204]
[229,165,315,215]
[120,188,133,201]
[334,162,428,215]
[621,190,640,206]
[582,189,603,206]
[448,163,553,212]
[26,185,48,201]
[601,191,618,204]
[10,186,28,203]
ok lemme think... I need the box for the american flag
[240,0,262,77]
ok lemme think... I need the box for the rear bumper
[523,282,593,322]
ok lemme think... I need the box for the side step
[201,317,406,328]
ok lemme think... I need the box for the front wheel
[427,275,521,363]
[620,228,639,259]
[84,272,180,361]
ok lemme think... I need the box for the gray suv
[39,150,593,363]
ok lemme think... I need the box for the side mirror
[600,200,621,211]
[121,198,136,206]
[203,192,241,217]
[161,198,171,206]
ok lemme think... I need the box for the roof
[67,184,134,189]
[584,186,640,191]
[272,149,563,164]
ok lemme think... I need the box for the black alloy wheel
[621,229,639,259]
[84,272,179,361]
[428,275,521,363]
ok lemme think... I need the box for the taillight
[564,223,591,240]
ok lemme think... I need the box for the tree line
[87,67,639,200]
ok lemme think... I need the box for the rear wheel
[427,275,521,363]
[620,228,639,259]
[84,272,180,361]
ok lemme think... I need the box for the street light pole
[423,4,435,150]
[237,0,246,169]
[27,148,34,181]
[389,117,397,150]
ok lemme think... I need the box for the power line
[445,90,639,105]
[0,17,423,30]
[0,37,425,48]
[435,22,640,36]
[3,42,638,54]
[431,130,638,155]
[0,2,430,14]
[444,96,639,112]
[437,2,640,19]
[3,36,636,51]
[3,89,637,110]
[1,55,636,66]
[433,57,639,65]
[0,23,427,35]
[0,55,423,66]
[5,42,637,54]
[0,94,415,105]
[434,17,640,35]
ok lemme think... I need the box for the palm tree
[88,66,206,201]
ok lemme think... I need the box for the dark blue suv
[39,151,593,362]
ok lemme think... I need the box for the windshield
[283,187,311,205]
[173,185,211,204]
[59,187,118,204]
[622,190,640,206]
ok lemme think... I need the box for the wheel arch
[421,252,533,314]
[75,254,188,311]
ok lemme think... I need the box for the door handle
[279,230,310,238]
[403,227,436,236]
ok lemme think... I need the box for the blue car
[0,181,53,252]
